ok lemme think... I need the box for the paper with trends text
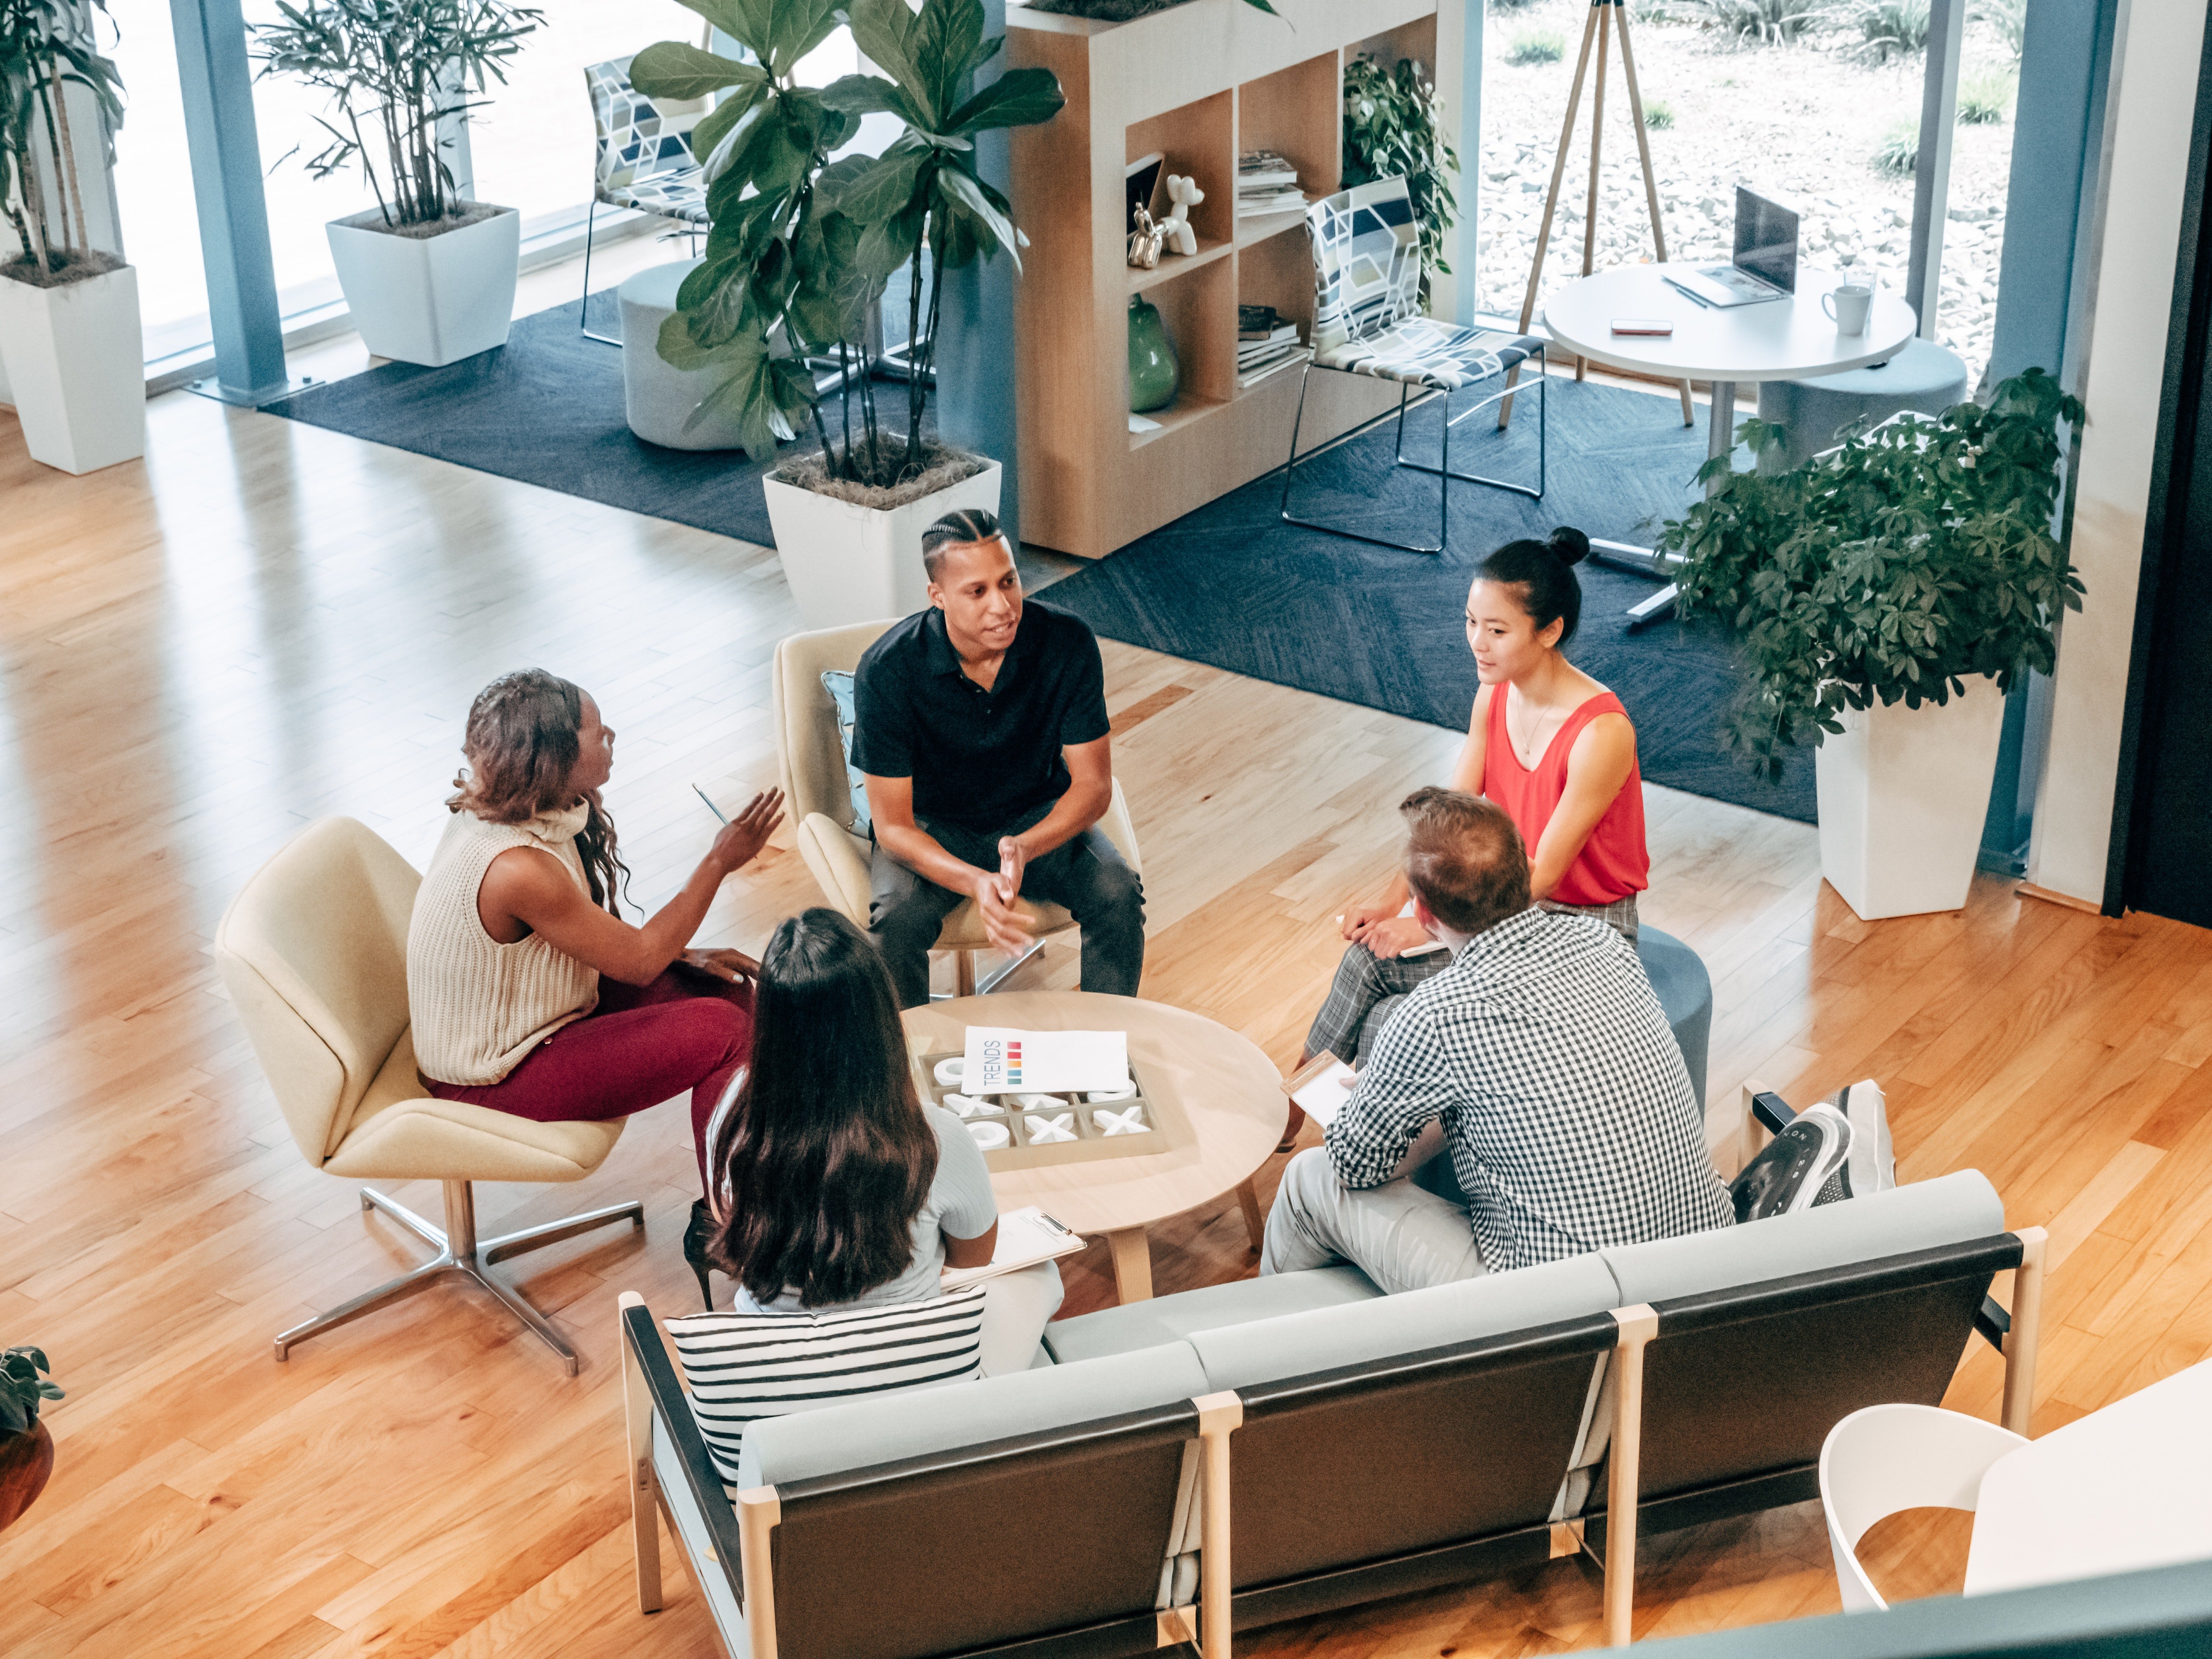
[960,1027,1130,1095]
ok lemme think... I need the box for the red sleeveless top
[1483,687,1648,907]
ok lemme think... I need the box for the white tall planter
[326,205,520,367]
[0,263,145,474]
[1814,675,2008,921]
[763,460,1004,629]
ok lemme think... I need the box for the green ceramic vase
[1127,295,1179,413]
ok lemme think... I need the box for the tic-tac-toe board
[912,1049,1176,1171]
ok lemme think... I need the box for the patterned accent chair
[1281,176,1548,554]
[581,55,713,343]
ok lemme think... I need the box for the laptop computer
[1666,187,1800,308]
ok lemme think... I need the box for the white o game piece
[1094,1106,1147,1136]
[967,1120,1010,1150]
[1086,1082,1136,1102]
[1025,1112,1077,1144]
[934,1057,966,1086]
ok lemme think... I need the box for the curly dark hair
[445,668,630,913]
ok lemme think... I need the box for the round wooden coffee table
[902,990,1286,1304]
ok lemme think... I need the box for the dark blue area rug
[266,292,784,549]
[1043,378,1815,823]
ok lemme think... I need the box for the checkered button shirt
[1324,908,1733,1272]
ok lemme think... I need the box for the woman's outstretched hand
[679,947,760,983]
[711,789,784,873]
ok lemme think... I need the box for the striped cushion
[666,1286,989,1486]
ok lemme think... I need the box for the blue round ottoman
[1755,337,1969,474]
[1411,922,1714,1206]
[620,259,753,451]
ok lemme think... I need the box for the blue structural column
[170,0,290,401]
[931,0,1021,546]
[1976,0,2122,871]
[1453,0,1484,327]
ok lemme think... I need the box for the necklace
[1507,685,1569,767]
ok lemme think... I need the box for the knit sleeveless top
[1484,687,1649,907]
[407,803,602,1086]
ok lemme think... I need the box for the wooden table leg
[1105,1226,1154,1303]
[1235,1176,1265,1257]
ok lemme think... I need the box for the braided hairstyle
[1475,526,1592,646]
[445,669,631,914]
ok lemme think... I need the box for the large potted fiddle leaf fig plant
[0,0,137,474]
[253,0,541,367]
[630,0,1064,628]
[1659,368,2084,921]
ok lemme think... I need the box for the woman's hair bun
[1545,526,1591,566]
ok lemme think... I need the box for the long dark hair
[445,668,629,914]
[1476,525,1591,646]
[709,910,940,1307]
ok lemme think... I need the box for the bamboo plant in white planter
[629,0,1064,629]
[0,0,137,475]
[1662,369,2085,921]
[253,0,540,368]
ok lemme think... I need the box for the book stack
[1237,304,1307,387]
[1238,150,1306,218]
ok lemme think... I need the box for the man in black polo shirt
[851,509,1146,1008]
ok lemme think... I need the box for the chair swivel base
[273,1178,645,1376]
[934,939,1049,1000]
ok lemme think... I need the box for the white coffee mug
[1824,283,1874,336]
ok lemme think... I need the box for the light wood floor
[3,375,2210,1659]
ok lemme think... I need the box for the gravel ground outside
[1465,0,2021,390]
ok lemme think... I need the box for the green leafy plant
[253,0,542,229]
[1644,98,1676,129]
[1658,369,2085,779]
[1971,0,2025,59]
[1873,118,1918,176]
[1958,67,2014,123]
[629,0,1064,485]
[1670,0,1816,45]
[1,1346,62,1436]
[0,0,124,283]
[1342,54,1458,298]
[1506,29,1564,65]
[1821,0,1929,60]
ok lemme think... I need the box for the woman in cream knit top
[407,669,783,1197]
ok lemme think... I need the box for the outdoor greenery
[629,0,1063,483]
[0,0,123,282]
[1665,0,1817,46]
[1342,54,1458,298]
[253,0,542,228]
[1973,0,2026,59]
[1958,68,2015,124]
[1873,118,1918,177]
[1643,98,1676,129]
[1659,369,2084,778]
[1825,0,1930,61]
[1,1346,62,1436]
[1506,29,1565,66]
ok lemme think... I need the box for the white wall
[2028,0,2209,905]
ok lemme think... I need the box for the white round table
[1544,263,1919,468]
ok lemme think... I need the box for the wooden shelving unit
[1009,0,1441,562]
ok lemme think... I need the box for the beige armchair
[214,817,644,1375]
[772,620,1143,996]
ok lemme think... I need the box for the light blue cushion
[1043,1265,1382,1365]
[1188,1254,1623,1394]
[1600,1168,2004,1307]
[1637,926,1713,1109]
[1756,337,1971,473]
[820,669,872,835]
[738,1339,1209,1489]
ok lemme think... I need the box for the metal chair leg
[1283,371,1449,556]
[1399,343,1549,502]
[580,199,623,346]
[273,1179,644,1375]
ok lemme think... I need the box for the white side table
[1543,265,1918,622]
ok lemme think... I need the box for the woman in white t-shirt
[702,909,1063,1375]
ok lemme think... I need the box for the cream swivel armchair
[772,620,1144,997]
[214,817,645,1375]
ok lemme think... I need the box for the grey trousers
[1259,1147,1487,1295]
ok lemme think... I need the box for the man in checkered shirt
[1263,788,1732,1290]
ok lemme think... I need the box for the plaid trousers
[1304,896,1639,1065]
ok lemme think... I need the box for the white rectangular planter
[326,205,520,368]
[1814,675,2008,921]
[763,460,1004,630]
[0,263,145,474]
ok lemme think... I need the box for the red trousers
[425,967,752,1187]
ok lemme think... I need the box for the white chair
[215,818,645,1375]
[771,620,1144,997]
[1818,1403,2027,1611]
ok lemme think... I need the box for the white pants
[1259,1147,1486,1295]
[980,1261,1066,1375]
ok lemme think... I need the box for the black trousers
[868,812,1146,1009]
